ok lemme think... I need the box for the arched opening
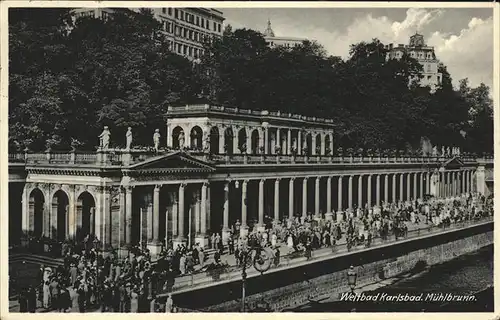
[76,192,96,241]
[172,126,185,150]
[238,128,247,153]
[325,135,331,155]
[251,129,260,154]
[52,190,69,242]
[304,133,313,156]
[29,188,45,238]
[209,126,219,154]
[315,134,322,155]
[224,127,234,155]
[190,126,203,150]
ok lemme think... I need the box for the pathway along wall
[171,221,493,312]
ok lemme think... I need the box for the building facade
[72,7,225,60]
[8,105,491,257]
[386,33,442,91]
[263,19,307,49]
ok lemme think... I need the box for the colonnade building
[8,105,492,257]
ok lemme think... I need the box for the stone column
[348,175,353,209]
[117,186,125,254]
[246,129,252,154]
[241,180,249,235]
[312,133,317,155]
[399,173,404,202]
[195,182,208,248]
[257,179,265,230]
[357,175,363,208]
[222,182,230,243]
[375,174,381,206]
[21,186,28,237]
[367,175,372,208]
[148,184,162,255]
[287,130,292,155]
[320,134,325,155]
[153,185,160,241]
[315,176,320,216]
[171,195,178,239]
[176,183,186,243]
[384,174,389,204]
[326,176,332,213]
[337,176,343,211]
[275,128,281,155]
[329,136,334,156]
[392,174,396,203]
[413,172,417,200]
[264,128,269,154]
[297,131,302,155]
[406,173,411,201]
[125,186,133,246]
[103,186,111,250]
[289,178,295,219]
[68,186,76,240]
[218,128,225,154]
[233,128,239,154]
[420,172,424,199]
[302,177,308,216]
[476,166,485,195]
[274,178,280,222]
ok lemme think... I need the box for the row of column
[220,169,476,236]
[121,182,211,252]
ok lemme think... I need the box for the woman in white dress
[287,233,294,249]
[271,233,277,248]
[43,281,50,309]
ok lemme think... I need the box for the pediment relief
[441,157,465,169]
[129,151,214,173]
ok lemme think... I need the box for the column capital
[290,177,296,182]
[275,178,281,183]
[202,181,210,188]
[303,177,309,182]
[258,178,265,184]
[179,182,187,189]
[154,184,162,191]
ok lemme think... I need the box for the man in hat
[69,262,78,287]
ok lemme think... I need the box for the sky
[221,7,494,90]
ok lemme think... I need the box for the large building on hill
[263,19,308,49]
[72,8,225,60]
[385,33,442,91]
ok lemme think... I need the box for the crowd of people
[14,191,492,313]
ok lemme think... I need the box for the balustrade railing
[154,215,492,296]
[8,150,492,167]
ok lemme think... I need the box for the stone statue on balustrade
[432,146,438,156]
[441,146,445,156]
[178,131,185,149]
[126,127,133,150]
[446,147,451,156]
[153,129,161,152]
[99,126,111,150]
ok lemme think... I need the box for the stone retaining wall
[172,222,493,312]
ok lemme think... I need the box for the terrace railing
[8,149,491,167]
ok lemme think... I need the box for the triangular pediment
[441,156,465,169]
[129,151,215,172]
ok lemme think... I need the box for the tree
[9,8,199,150]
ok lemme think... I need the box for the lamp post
[241,248,249,312]
[347,265,357,293]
